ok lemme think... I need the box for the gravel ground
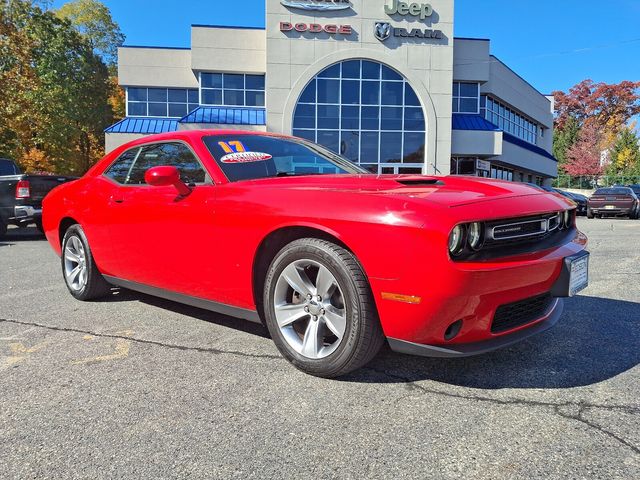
[0,218,638,479]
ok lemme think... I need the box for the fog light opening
[444,319,463,341]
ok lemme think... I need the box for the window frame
[101,140,212,187]
[481,95,540,145]
[488,164,515,182]
[125,87,199,118]
[199,72,266,108]
[292,59,427,175]
[452,82,480,115]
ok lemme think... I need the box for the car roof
[124,129,290,146]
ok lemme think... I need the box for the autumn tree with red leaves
[563,123,604,179]
[553,80,640,178]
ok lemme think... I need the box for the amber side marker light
[381,292,422,304]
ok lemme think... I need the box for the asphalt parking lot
[0,218,638,479]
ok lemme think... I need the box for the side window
[126,142,207,185]
[104,148,140,184]
[126,144,164,185]
[159,143,207,184]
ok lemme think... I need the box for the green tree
[607,126,640,177]
[553,115,580,173]
[56,0,126,121]
[55,0,124,68]
[0,0,114,174]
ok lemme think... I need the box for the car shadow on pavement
[343,295,640,389]
[1,226,45,243]
[99,287,270,339]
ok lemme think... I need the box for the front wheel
[587,208,594,219]
[61,224,111,300]
[263,238,384,378]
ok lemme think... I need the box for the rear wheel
[263,238,384,378]
[0,219,7,239]
[587,208,594,219]
[61,224,111,300]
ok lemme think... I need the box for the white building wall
[105,133,145,153]
[118,47,199,88]
[191,26,267,74]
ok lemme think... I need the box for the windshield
[203,134,367,182]
[594,187,632,196]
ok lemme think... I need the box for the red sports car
[43,130,589,377]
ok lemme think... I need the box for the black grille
[491,293,554,334]
[492,219,546,239]
[481,213,569,253]
[451,211,577,262]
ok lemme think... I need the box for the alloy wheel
[64,235,88,291]
[273,259,347,359]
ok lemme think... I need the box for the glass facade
[127,87,199,118]
[292,60,426,174]
[200,73,265,107]
[490,165,514,181]
[452,82,480,114]
[482,96,539,145]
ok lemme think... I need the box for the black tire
[263,238,384,378]
[61,224,111,301]
[0,219,7,239]
[586,208,594,219]
[35,220,44,234]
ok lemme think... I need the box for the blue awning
[180,106,266,125]
[104,117,179,134]
[452,114,500,131]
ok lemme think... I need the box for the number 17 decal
[218,141,246,153]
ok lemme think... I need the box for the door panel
[108,184,218,297]
[103,141,221,300]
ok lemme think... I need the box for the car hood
[243,174,547,207]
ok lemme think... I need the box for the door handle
[110,196,124,204]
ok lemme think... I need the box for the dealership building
[106,0,557,184]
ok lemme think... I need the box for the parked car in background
[0,158,76,238]
[567,192,588,216]
[628,184,640,198]
[539,186,588,216]
[587,187,639,219]
[43,130,589,377]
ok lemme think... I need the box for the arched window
[293,60,426,174]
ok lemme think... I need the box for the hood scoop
[395,178,444,187]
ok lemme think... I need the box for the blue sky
[51,0,640,94]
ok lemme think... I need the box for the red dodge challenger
[43,130,589,377]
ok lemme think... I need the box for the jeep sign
[385,0,433,20]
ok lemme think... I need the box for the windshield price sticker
[220,152,273,163]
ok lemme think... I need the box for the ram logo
[374,22,392,42]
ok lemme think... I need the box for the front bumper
[372,227,588,357]
[12,205,42,224]
[388,298,563,357]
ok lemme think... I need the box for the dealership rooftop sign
[281,0,351,11]
[385,0,433,20]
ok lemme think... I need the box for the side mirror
[144,166,191,196]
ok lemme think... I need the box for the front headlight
[563,210,571,228]
[468,222,484,250]
[448,225,465,256]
